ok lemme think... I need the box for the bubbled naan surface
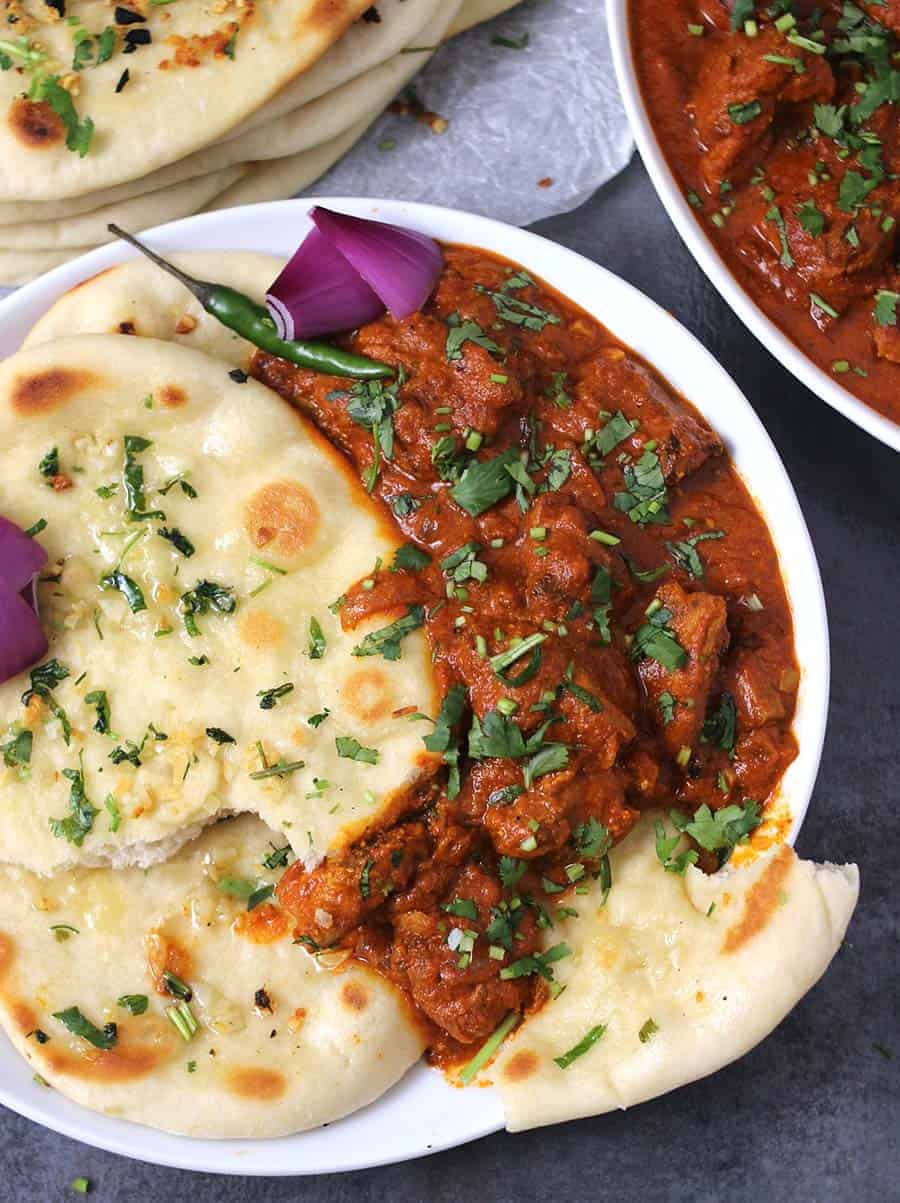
[0,335,440,875]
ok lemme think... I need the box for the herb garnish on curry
[244,243,801,1065]
[630,0,899,426]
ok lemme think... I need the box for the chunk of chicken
[565,349,723,485]
[276,821,430,947]
[638,581,730,760]
[390,864,540,1044]
[690,27,835,190]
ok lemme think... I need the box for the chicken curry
[631,0,900,426]
[252,245,800,1063]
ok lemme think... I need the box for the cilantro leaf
[445,312,504,361]
[391,543,431,572]
[32,77,94,157]
[351,604,425,661]
[450,449,520,517]
[614,450,670,526]
[335,736,379,764]
[49,756,98,847]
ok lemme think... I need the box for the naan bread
[225,0,448,138]
[0,0,373,202]
[24,253,286,367]
[489,816,858,1130]
[0,0,485,229]
[0,1,459,281]
[90,2,461,181]
[0,336,441,875]
[204,111,379,211]
[0,168,245,251]
[0,814,425,1138]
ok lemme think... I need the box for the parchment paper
[309,0,634,226]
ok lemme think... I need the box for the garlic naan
[0,814,425,1138]
[0,335,440,875]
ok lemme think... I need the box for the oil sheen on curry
[630,0,900,426]
[252,244,800,1063]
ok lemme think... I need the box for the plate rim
[0,196,829,1174]
[605,0,900,454]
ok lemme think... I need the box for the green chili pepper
[107,224,394,381]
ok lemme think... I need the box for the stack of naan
[0,258,859,1140]
[0,0,522,284]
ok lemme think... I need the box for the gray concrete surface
[1,156,897,1202]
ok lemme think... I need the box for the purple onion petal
[0,579,48,685]
[0,515,47,593]
[310,207,443,320]
[265,226,385,340]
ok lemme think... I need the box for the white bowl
[0,198,829,1174]
[606,0,900,453]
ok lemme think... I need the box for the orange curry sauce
[630,0,900,426]
[255,244,800,1065]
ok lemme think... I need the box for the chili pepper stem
[107,224,215,308]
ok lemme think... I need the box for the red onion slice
[0,516,49,684]
[265,226,385,341]
[0,515,47,592]
[0,580,48,684]
[310,206,443,320]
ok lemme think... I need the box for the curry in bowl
[630,0,899,428]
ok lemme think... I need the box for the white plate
[606,0,900,454]
[0,198,829,1174]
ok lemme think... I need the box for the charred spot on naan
[344,668,396,724]
[159,384,188,408]
[225,1065,287,1102]
[721,844,794,954]
[8,98,64,149]
[238,609,285,651]
[8,1000,37,1035]
[340,980,368,1013]
[10,367,100,415]
[243,480,320,559]
[145,927,194,995]
[503,1049,539,1082]
[42,1016,178,1082]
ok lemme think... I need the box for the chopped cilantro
[52,1006,116,1049]
[391,543,431,572]
[614,450,670,525]
[351,604,425,661]
[450,448,520,516]
[335,736,379,764]
[257,683,294,710]
[49,754,97,847]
